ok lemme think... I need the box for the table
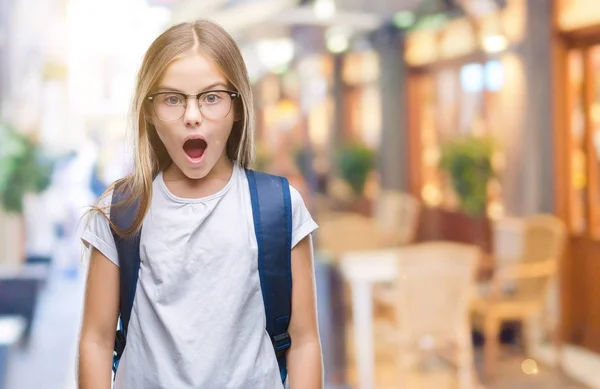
[339,248,400,389]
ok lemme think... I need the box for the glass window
[568,49,587,234]
[417,60,506,217]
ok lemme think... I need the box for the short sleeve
[289,185,319,248]
[80,192,120,267]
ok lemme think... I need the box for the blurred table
[339,246,493,389]
[339,248,399,389]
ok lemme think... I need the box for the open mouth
[183,138,207,161]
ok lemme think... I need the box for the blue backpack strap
[110,182,142,374]
[245,169,293,384]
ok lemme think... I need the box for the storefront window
[342,51,381,147]
[587,45,600,238]
[419,74,443,207]
[418,59,506,216]
[561,45,600,238]
[459,63,484,136]
[485,60,504,92]
[568,49,588,234]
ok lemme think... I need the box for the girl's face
[150,50,238,180]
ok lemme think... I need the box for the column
[516,0,555,214]
[373,24,409,192]
[330,53,345,178]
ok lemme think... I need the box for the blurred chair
[316,212,386,259]
[491,216,525,268]
[378,242,480,389]
[471,214,567,380]
[373,190,421,247]
[316,191,421,257]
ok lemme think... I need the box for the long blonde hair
[92,20,255,237]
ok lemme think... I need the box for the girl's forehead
[159,51,228,92]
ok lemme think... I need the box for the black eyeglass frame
[146,90,240,121]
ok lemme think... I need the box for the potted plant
[0,121,55,265]
[336,143,375,214]
[437,135,497,250]
[439,135,496,216]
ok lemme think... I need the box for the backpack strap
[245,169,293,383]
[110,182,142,374]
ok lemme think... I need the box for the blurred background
[1,0,599,388]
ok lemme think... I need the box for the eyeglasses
[146,90,240,122]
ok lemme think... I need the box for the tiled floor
[337,315,590,389]
[342,350,588,389]
[483,355,587,389]
[340,337,590,389]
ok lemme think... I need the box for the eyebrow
[156,82,230,94]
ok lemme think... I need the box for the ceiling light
[314,0,336,20]
[482,34,508,53]
[257,38,295,71]
[326,26,350,54]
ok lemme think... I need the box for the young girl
[78,20,323,389]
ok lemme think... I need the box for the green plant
[0,122,55,213]
[337,143,375,196]
[439,135,496,216]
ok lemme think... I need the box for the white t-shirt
[81,164,318,389]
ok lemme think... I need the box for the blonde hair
[91,20,255,237]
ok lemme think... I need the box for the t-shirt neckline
[157,164,239,204]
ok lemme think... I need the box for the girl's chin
[180,164,211,180]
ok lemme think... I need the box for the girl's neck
[162,156,234,199]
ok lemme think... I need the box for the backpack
[109,169,293,383]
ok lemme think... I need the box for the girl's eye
[164,95,183,105]
[203,93,222,104]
